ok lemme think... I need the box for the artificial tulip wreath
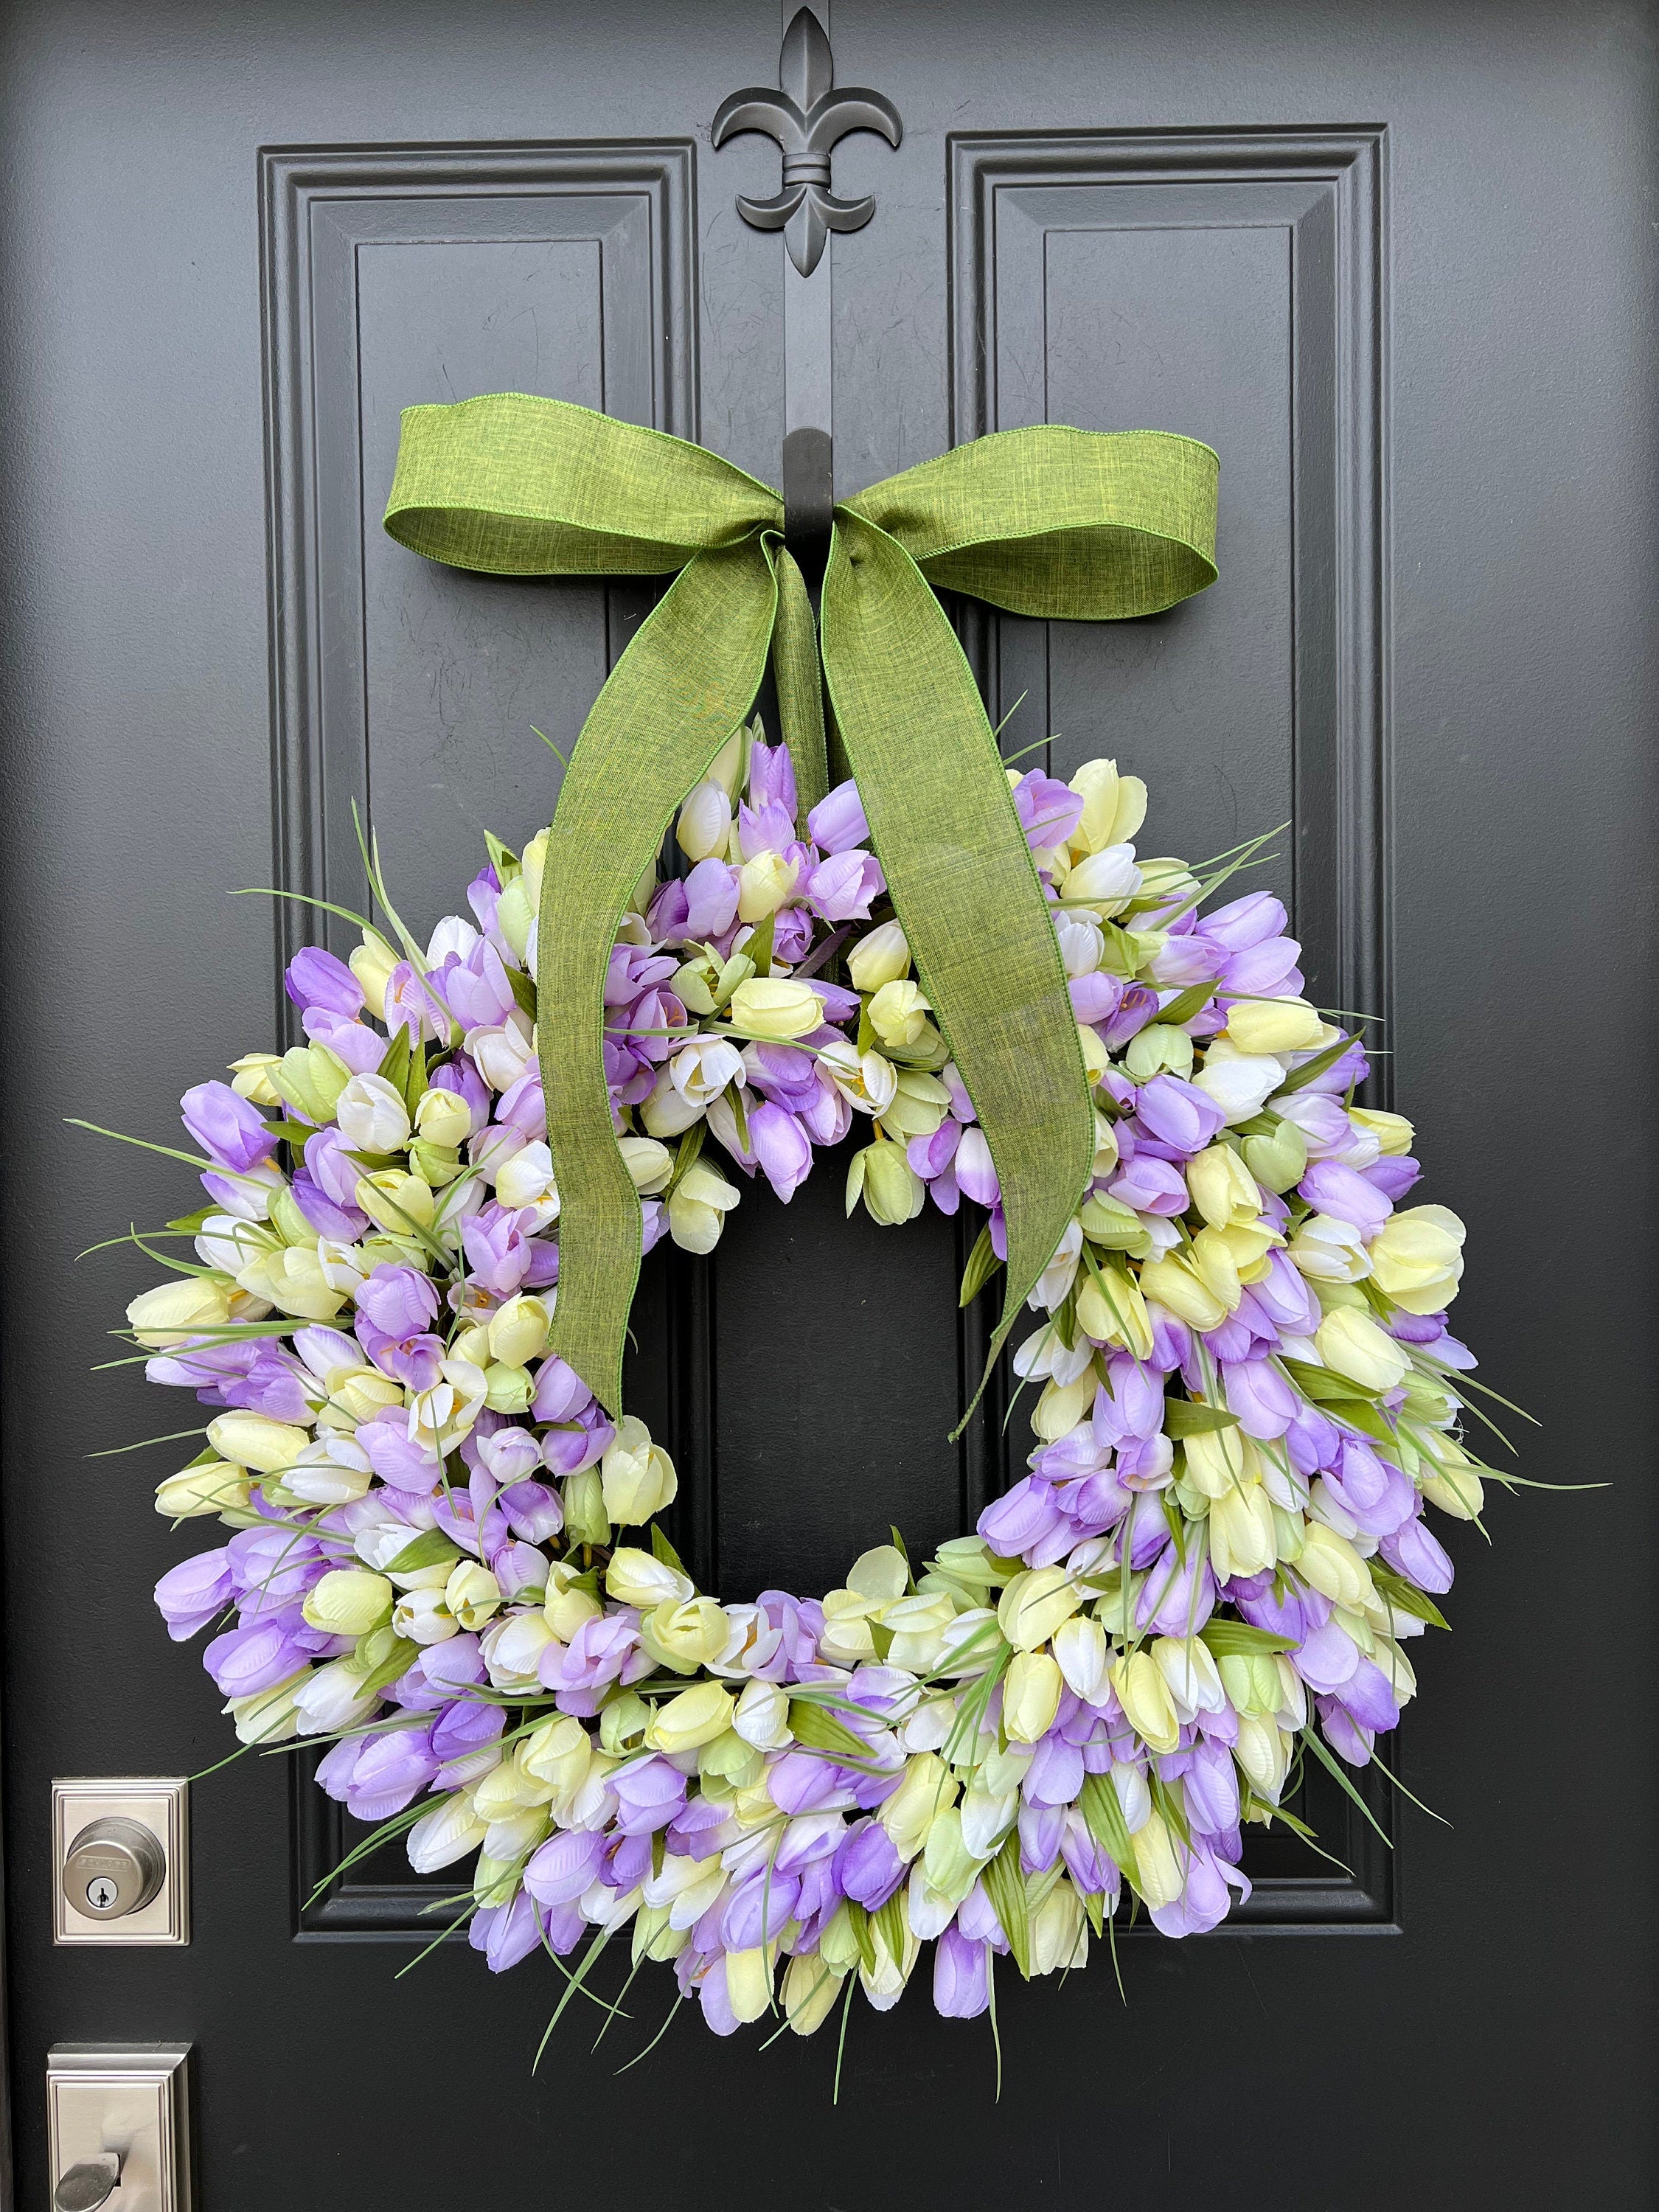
[104,397,1504,2059]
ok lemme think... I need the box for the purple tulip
[834,1819,907,1907]
[932,1924,990,2017]
[285,945,364,1018]
[1379,1512,1455,1593]
[1298,1160,1392,1237]
[979,1475,1064,1555]
[748,1100,813,1202]
[344,1727,439,1820]
[430,1054,490,1135]
[806,847,884,922]
[524,1826,608,1907]
[721,1871,801,1950]
[1204,892,1287,953]
[612,1756,688,1837]
[1366,1154,1422,1203]
[202,1621,307,1699]
[461,1205,534,1297]
[1290,1616,1361,1694]
[1316,1697,1376,1766]
[1135,1074,1225,1155]
[1013,770,1085,852]
[681,857,741,939]
[181,1081,277,1174]
[749,738,798,820]
[1222,935,1304,998]
[434,939,517,1034]
[1023,1731,1085,1808]
[471,1890,548,1974]
[1070,971,1125,1025]
[1222,1357,1301,1439]
[807,776,869,854]
[154,1549,234,1640]
[1105,1152,1190,1217]
[1149,1846,1236,1937]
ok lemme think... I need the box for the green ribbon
[385,394,1217,1417]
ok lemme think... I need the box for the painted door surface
[3,1,1653,2205]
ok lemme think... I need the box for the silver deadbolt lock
[62,1818,167,1921]
[53,1780,189,1944]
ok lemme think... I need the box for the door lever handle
[54,2153,122,2211]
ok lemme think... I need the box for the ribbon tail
[770,545,830,817]
[537,539,781,1414]
[820,511,1096,1430]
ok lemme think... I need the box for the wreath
[103,396,1502,2065]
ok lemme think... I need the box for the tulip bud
[414,1086,474,1148]
[736,850,799,924]
[229,1051,284,1106]
[866,978,931,1051]
[877,1068,951,1140]
[1032,1369,1098,1442]
[1186,1143,1262,1229]
[1069,758,1147,853]
[1234,1712,1290,1798]
[605,1545,693,1610]
[726,975,821,1040]
[1053,1614,1109,1703]
[355,1169,437,1234]
[1139,1253,1229,1332]
[302,1568,393,1638]
[601,1419,678,1526]
[616,1135,674,1196]
[1298,1523,1374,1610]
[1124,1022,1194,1083]
[732,1677,792,1750]
[1242,1116,1309,1194]
[348,929,401,1018]
[1208,1479,1278,1580]
[520,1714,593,1797]
[1225,997,1325,1055]
[1002,1651,1064,1744]
[1315,1307,1409,1393]
[235,1244,347,1322]
[1129,1810,1184,1906]
[561,1469,611,1548]
[1110,1649,1180,1753]
[127,1277,233,1348]
[998,1566,1082,1652]
[482,1361,533,1414]
[641,1596,730,1673]
[675,777,732,862]
[487,1293,551,1366]
[783,1951,846,2035]
[1349,1105,1414,1156]
[443,1561,501,1631]
[1030,1882,1088,1976]
[667,1161,742,1253]
[406,1792,489,1874]
[224,1669,309,1746]
[543,1568,602,1642]
[155,1460,251,1520]
[268,1043,352,1127]
[206,1411,311,1472]
[877,1753,958,1858]
[1368,1204,1465,1313]
[644,1679,734,1754]
[1060,844,1142,916]
[846,1138,924,1225]
[336,1071,412,1153]
[846,921,911,992]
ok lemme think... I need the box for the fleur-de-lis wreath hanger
[712,5,902,277]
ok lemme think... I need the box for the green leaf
[384,1528,465,1575]
[164,1207,218,1234]
[507,962,538,1020]
[376,1026,412,1096]
[788,1701,872,1765]
[844,1900,878,1977]
[872,1891,908,1969]
[745,908,776,978]
[726,1079,751,1154]
[648,1523,689,1576]
[1162,1397,1240,1437]
[1273,1032,1354,1096]
[1079,1771,1136,1879]
[866,1618,896,1663]
[1156,981,1217,1027]
[1198,1618,1298,1658]
[958,1222,1002,1309]
[1368,1561,1450,1630]
[402,1040,429,1116]
[1279,1357,1377,1405]
[983,1834,1032,1979]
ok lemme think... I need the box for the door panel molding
[259,139,697,1003]
[951,128,1396,1929]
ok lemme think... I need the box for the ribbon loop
[384,394,1218,1417]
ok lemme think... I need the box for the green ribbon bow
[384,394,1217,1417]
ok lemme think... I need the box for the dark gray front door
[4,3,1652,2205]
